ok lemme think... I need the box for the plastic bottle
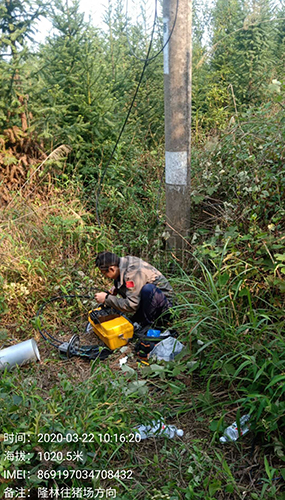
[219,414,250,443]
[135,420,184,440]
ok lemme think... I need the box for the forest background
[0,0,284,499]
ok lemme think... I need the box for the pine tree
[0,0,46,129]
[210,0,281,108]
[33,0,118,181]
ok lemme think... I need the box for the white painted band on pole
[163,17,169,75]
[165,151,187,185]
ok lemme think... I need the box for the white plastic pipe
[0,339,40,371]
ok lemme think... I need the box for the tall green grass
[173,254,285,458]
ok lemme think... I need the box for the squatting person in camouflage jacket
[94,251,174,327]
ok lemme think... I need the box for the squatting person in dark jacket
[94,251,174,327]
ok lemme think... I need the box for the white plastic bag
[149,336,184,362]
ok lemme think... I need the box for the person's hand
[109,286,118,295]
[95,292,107,304]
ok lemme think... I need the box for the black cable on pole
[94,4,158,227]
[125,0,179,64]
[123,0,180,233]
[125,0,158,61]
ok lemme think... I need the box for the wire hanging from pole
[94,1,159,227]
[125,0,179,64]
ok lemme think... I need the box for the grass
[0,190,285,499]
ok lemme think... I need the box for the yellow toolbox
[88,307,134,350]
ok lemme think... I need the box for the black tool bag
[134,340,157,361]
[134,329,178,360]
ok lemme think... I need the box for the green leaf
[275,254,285,262]
[280,469,285,481]
[234,358,255,377]
[265,375,285,390]
[219,273,230,286]
[121,365,136,376]
[222,459,234,480]
[225,484,234,493]
[222,362,236,376]
[123,380,148,396]
[150,364,166,374]
[264,455,275,481]
[209,480,221,496]
[12,395,23,406]
[209,419,221,432]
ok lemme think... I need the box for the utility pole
[163,0,192,253]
